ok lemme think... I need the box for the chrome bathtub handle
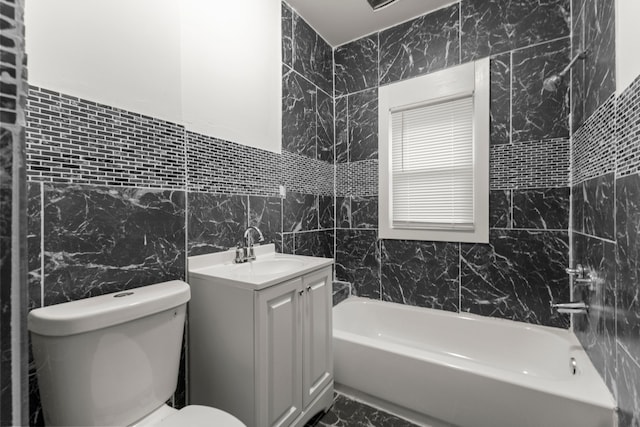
[570,357,577,375]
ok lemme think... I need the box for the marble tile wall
[333,0,571,328]
[1,0,27,424]
[569,1,640,423]
[281,3,335,261]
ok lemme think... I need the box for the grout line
[40,181,44,308]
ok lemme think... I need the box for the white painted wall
[180,0,282,153]
[25,0,282,153]
[616,0,640,94]
[25,0,183,124]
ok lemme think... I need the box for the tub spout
[551,301,589,314]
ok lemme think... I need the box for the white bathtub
[333,297,617,427]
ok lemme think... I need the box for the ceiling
[286,0,457,47]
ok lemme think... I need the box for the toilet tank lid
[28,280,191,337]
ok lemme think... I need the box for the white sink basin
[188,244,333,289]
[230,258,305,278]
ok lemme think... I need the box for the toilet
[28,280,245,427]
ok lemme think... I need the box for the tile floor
[306,393,419,427]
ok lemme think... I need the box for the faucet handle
[565,264,585,277]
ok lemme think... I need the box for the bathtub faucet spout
[551,301,588,314]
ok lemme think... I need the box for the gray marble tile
[461,0,570,61]
[293,12,333,95]
[348,89,378,162]
[248,195,282,247]
[461,230,570,328]
[490,53,511,145]
[310,394,418,427]
[335,34,379,97]
[319,195,334,230]
[332,281,350,306]
[512,187,570,230]
[43,184,187,307]
[335,96,349,164]
[351,196,377,229]
[572,233,616,394]
[616,173,640,368]
[617,345,640,426]
[295,230,334,259]
[283,192,318,233]
[511,38,571,143]
[583,0,616,122]
[188,192,247,256]
[28,183,41,310]
[317,90,334,164]
[381,240,459,312]
[583,173,615,241]
[490,189,511,228]
[379,4,460,85]
[282,2,293,68]
[335,229,380,299]
[282,66,317,159]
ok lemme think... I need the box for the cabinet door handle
[306,286,311,292]
[298,290,304,296]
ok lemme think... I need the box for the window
[379,59,490,243]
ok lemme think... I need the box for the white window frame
[378,58,490,243]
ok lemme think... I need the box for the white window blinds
[390,95,474,230]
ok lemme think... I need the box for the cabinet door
[255,278,303,427]
[302,268,333,408]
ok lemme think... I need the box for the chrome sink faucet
[234,226,265,263]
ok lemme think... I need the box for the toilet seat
[155,405,246,427]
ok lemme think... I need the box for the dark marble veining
[583,0,616,123]
[0,129,11,188]
[335,230,380,299]
[332,281,350,306]
[351,196,377,229]
[335,96,349,164]
[283,192,318,233]
[292,13,333,95]
[381,240,459,312]
[572,232,616,393]
[616,173,640,368]
[27,183,41,310]
[583,173,615,241]
[335,35,379,97]
[572,183,584,234]
[42,185,186,307]
[461,0,570,61]
[461,230,570,328]
[310,393,418,427]
[282,233,294,255]
[511,38,570,143]
[188,192,247,256]
[512,187,570,230]
[282,66,317,158]
[317,90,334,163]
[281,2,293,68]
[295,230,334,259]
[348,89,378,162]
[336,196,351,228]
[617,346,640,426]
[248,195,282,248]
[379,4,460,85]
[571,3,585,132]
[319,195,334,230]
[490,189,510,228]
[490,53,511,145]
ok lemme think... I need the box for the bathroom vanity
[188,244,334,427]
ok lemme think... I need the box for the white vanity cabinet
[188,246,333,427]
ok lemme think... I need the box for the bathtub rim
[333,297,617,411]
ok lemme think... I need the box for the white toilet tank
[28,280,191,427]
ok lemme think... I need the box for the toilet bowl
[28,280,246,427]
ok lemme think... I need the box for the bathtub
[333,297,617,427]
